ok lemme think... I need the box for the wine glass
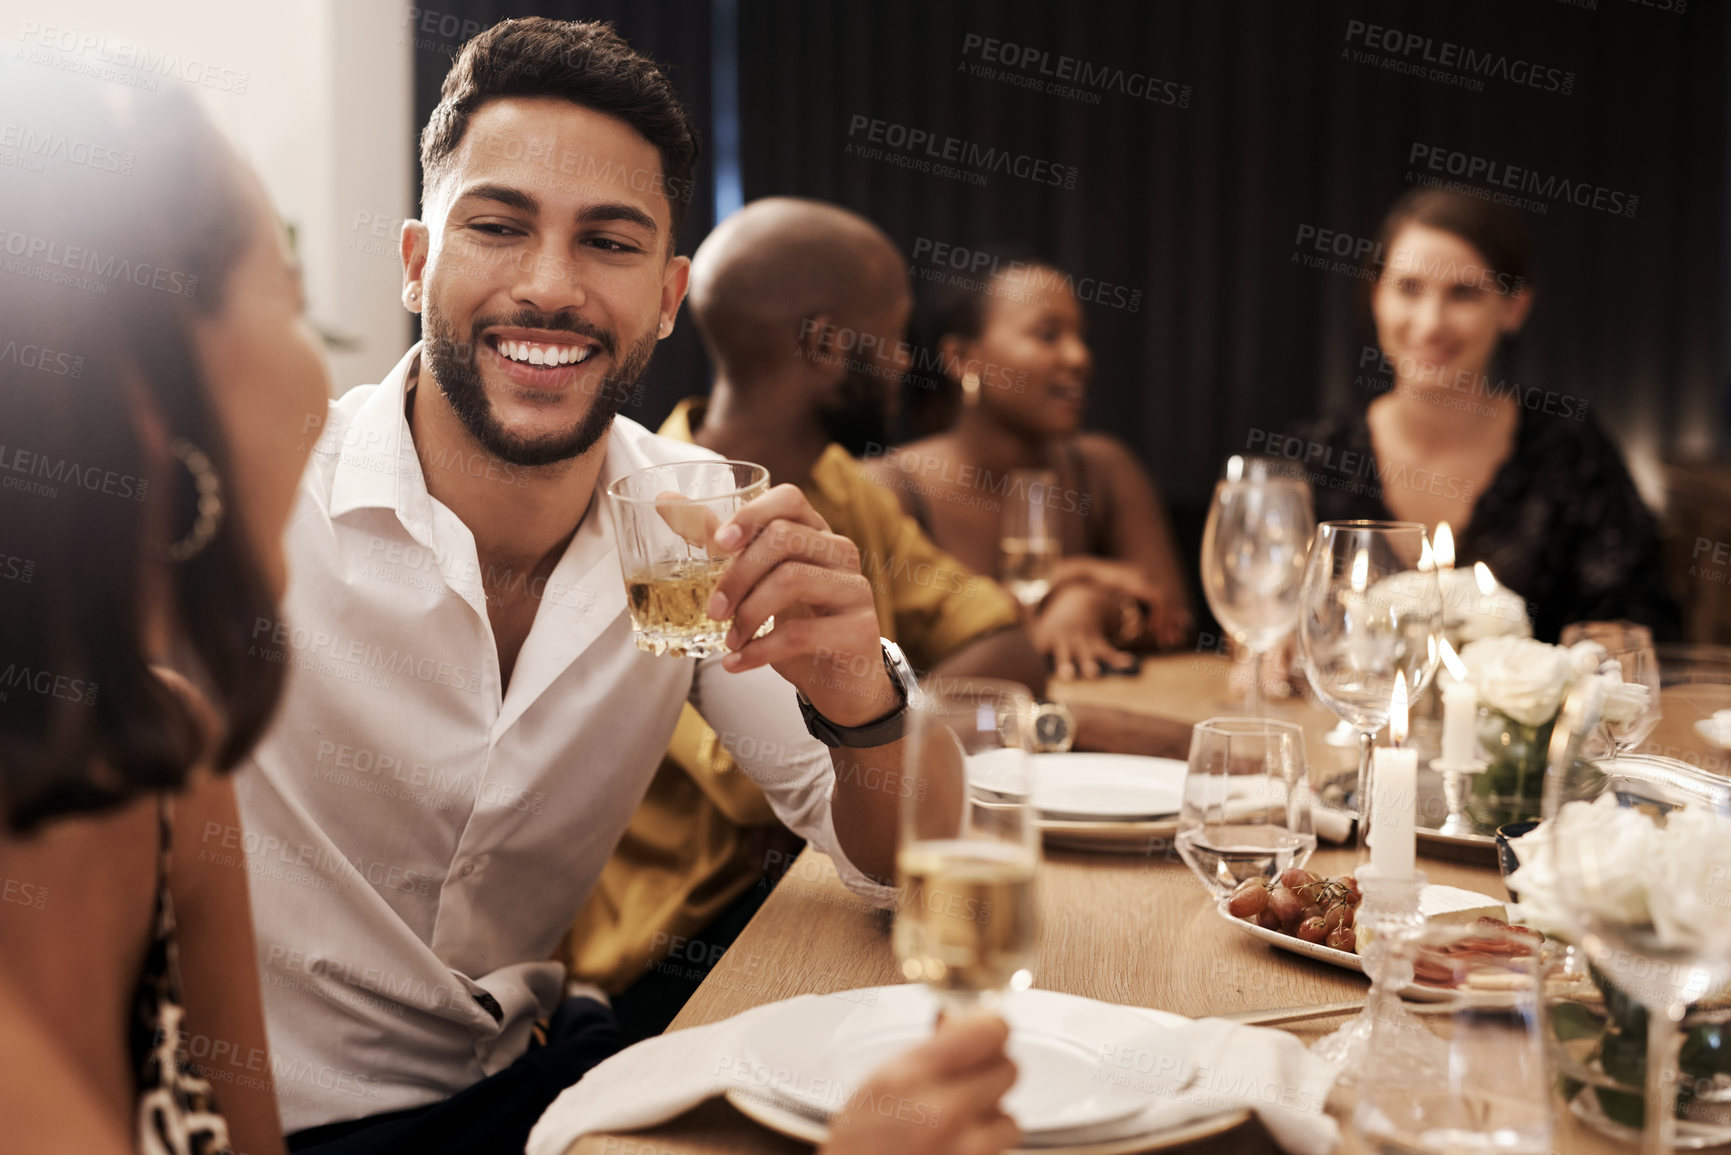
[893,678,1041,1013]
[1562,621,1662,759]
[1175,717,1316,896]
[1349,922,1552,1152]
[1543,683,1731,1154]
[1298,521,1442,850]
[1200,456,1315,713]
[998,469,1061,612]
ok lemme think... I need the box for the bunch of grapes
[1228,869,1361,953]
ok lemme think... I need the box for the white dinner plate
[725,1087,1253,1153]
[1213,889,1509,1002]
[731,984,1191,1136]
[970,751,1187,822]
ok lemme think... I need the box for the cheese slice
[1419,884,1509,925]
[1354,885,1508,952]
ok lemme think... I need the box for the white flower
[1461,635,1573,727]
[1600,677,1651,726]
[1507,795,1731,954]
[1566,641,1607,680]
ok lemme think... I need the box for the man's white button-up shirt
[235,345,892,1132]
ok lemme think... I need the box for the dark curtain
[410,0,716,427]
[412,0,1726,582]
[735,0,1726,563]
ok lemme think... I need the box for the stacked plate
[967,751,1187,851]
[724,985,1250,1152]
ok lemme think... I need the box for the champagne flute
[999,469,1062,611]
[1543,686,1731,1155]
[1298,521,1442,849]
[893,678,1040,1013]
[1200,456,1315,713]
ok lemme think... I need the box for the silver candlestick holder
[1429,756,1486,838]
[1311,866,1445,1084]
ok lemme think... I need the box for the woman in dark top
[1288,189,1679,643]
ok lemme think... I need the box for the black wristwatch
[797,638,919,748]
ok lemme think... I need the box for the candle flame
[1225,455,1244,482]
[1350,547,1370,593]
[1418,539,1435,572]
[1440,637,1470,681]
[1434,522,1455,571]
[1390,670,1409,747]
[1474,561,1497,596]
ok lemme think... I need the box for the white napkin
[526,988,1340,1155]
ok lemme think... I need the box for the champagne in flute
[894,839,1038,996]
[999,536,1061,609]
[999,469,1061,611]
[895,678,1041,1011]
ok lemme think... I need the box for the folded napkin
[526,987,1340,1155]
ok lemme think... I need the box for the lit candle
[1370,671,1417,878]
[1439,640,1478,766]
[1434,522,1456,572]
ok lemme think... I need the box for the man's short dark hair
[419,17,700,246]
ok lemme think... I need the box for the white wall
[4,0,416,391]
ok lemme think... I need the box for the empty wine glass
[1298,521,1442,849]
[1175,717,1315,896]
[1542,684,1731,1155]
[1200,456,1315,713]
[893,678,1041,1013]
[1562,621,1662,758]
[1350,922,1553,1153]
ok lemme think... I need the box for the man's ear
[657,254,691,339]
[400,219,431,313]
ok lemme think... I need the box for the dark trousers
[606,875,777,1046]
[285,998,619,1155]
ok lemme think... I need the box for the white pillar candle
[1370,672,1417,878]
[1441,678,1478,766]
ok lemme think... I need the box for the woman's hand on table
[1032,582,1135,680]
[820,1012,1021,1155]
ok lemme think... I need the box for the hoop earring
[163,438,225,563]
[960,369,982,406]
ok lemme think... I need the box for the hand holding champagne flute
[894,679,1041,1013]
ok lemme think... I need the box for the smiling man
[235,20,912,1154]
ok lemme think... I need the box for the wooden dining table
[568,653,1730,1154]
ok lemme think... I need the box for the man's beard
[421,303,658,468]
[816,368,893,458]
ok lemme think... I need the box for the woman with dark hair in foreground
[0,65,1017,1155]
